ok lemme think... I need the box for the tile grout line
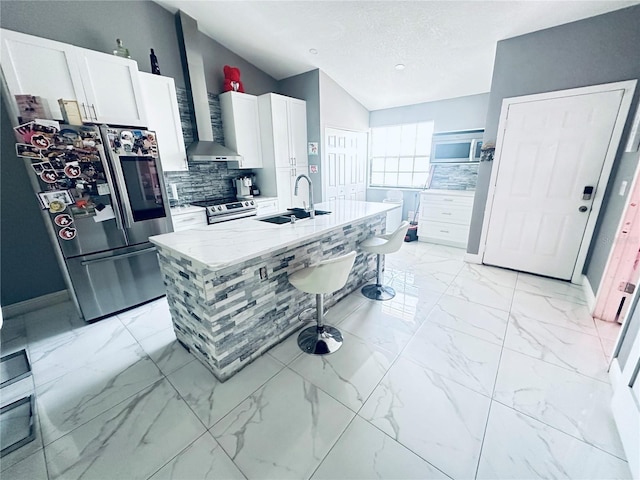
[489,398,629,463]
[472,270,519,479]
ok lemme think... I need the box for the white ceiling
[155,0,638,111]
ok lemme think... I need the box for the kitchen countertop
[150,199,396,270]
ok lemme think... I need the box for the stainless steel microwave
[431,129,484,163]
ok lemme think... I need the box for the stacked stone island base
[150,200,395,381]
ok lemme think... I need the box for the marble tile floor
[0,241,629,479]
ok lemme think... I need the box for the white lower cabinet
[254,197,279,217]
[170,207,207,232]
[418,190,474,248]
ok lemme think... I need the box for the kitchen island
[149,199,398,381]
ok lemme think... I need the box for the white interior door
[484,89,625,280]
[324,127,367,202]
[610,290,640,479]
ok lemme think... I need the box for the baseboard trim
[464,252,483,264]
[2,290,69,319]
[581,275,596,313]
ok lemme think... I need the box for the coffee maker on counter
[235,176,253,199]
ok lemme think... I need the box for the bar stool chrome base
[297,325,343,355]
[361,284,396,301]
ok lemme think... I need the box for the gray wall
[1,101,66,306]
[467,5,640,293]
[370,93,489,132]
[278,69,370,204]
[319,70,370,202]
[199,32,278,96]
[367,93,490,219]
[279,70,322,201]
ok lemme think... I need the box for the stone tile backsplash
[164,87,250,205]
[428,163,479,191]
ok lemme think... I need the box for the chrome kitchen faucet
[294,174,315,219]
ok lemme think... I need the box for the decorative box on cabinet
[219,91,263,169]
[255,93,309,210]
[139,72,187,171]
[418,190,475,248]
[170,207,206,232]
[0,28,146,126]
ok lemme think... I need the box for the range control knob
[217,206,223,211]
[250,200,255,206]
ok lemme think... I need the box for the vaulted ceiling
[156,1,638,110]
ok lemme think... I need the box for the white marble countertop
[150,200,397,270]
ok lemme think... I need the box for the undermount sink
[257,208,331,224]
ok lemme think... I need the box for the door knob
[578,206,588,212]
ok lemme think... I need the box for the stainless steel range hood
[176,11,242,162]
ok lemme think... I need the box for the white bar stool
[360,220,410,301]
[288,251,357,355]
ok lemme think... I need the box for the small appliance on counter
[235,176,253,199]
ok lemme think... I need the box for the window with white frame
[369,122,434,188]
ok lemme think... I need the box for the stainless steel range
[190,197,257,224]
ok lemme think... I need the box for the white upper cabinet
[220,91,263,169]
[259,93,308,169]
[0,28,146,126]
[75,48,146,126]
[139,72,187,172]
[256,93,309,209]
[288,99,308,167]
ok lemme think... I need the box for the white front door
[324,128,367,202]
[610,290,640,479]
[483,89,625,280]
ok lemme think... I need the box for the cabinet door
[139,73,187,171]
[221,92,262,169]
[272,95,292,169]
[76,48,147,126]
[0,28,86,121]
[275,168,294,210]
[288,99,308,167]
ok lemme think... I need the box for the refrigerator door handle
[96,142,129,231]
[90,104,98,121]
[110,190,128,231]
[80,246,157,266]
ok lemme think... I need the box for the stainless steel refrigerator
[14,122,173,321]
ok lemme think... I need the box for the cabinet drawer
[420,204,472,225]
[171,212,206,231]
[419,221,469,247]
[420,192,474,208]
